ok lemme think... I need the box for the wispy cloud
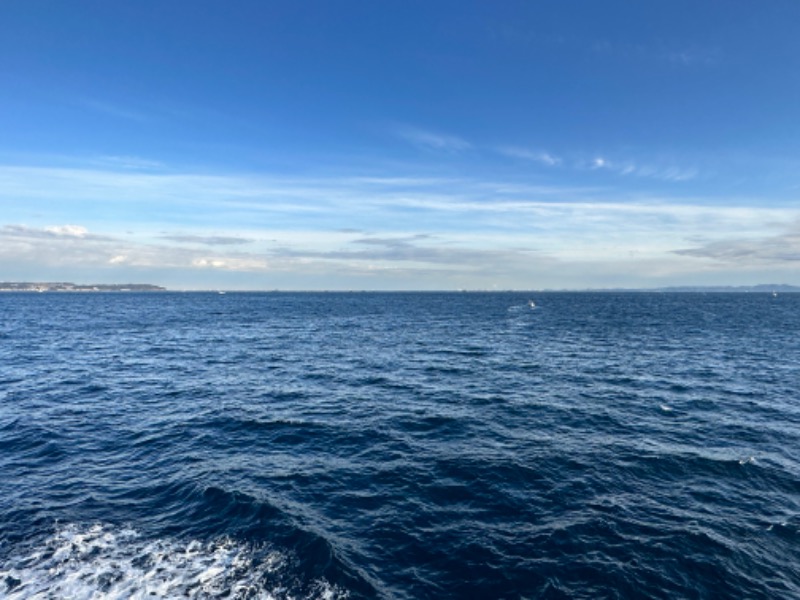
[267,233,549,279]
[492,146,697,181]
[496,146,562,166]
[393,125,472,152]
[492,25,722,69]
[388,127,696,183]
[89,155,165,171]
[159,234,255,246]
[674,221,800,264]
[0,224,267,272]
[44,224,89,237]
[4,224,110,241]
[1,162,798,288]
[591,39,722,68]
[0,223,528,284]
[660,45,722,68]
[586,156,698,181]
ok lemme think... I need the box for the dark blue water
[1,292,799,599]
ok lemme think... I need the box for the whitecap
[0,524,346,599]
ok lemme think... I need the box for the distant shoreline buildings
[0,282,166,292]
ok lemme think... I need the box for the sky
[1,0,799,290]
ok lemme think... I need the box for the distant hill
[649,284,800,293]
[584,284,800,293]
[0,282,166,292]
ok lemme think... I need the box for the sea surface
[1,291,799,599]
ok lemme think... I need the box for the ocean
[1,291,798,599]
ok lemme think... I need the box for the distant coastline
[584,284,800,293]
[1,282,798,293]
[0,282,166,292]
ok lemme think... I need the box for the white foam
[0,524,347,599]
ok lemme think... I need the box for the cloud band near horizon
[1,162,798,290]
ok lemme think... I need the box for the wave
[0,523,344,599]
[0,482,379,599]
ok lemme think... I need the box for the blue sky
[1,1,799,290]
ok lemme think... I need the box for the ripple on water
[1,292,799,599]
